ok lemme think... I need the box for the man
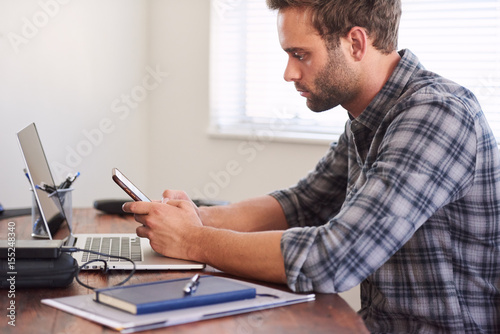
[123,0,500,332]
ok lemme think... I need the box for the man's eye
[293,52,305,60]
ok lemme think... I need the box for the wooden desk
[1,208,368,334]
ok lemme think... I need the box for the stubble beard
[301,48,359,113]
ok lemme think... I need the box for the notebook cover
[94,275,256,315]
[43,277,315,333]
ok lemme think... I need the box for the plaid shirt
[271,49,500,333]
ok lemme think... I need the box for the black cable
[61,247,136,290]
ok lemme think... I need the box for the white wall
[0,0,329,208]
[0,0,360,312]
[0,0,150,208]
[147,0,330,203]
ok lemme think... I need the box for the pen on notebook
[58,172,80,189]
[183,274,200,295]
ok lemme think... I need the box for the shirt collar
[352,49,423,132]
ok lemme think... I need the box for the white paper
[42,277,315,333]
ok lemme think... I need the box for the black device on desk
[0,202,32,219]
[0,239,64,259]
[0,239,77,288]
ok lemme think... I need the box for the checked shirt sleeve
[271,130,351,229]
[272,96,478,294]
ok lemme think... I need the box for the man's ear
[346,26,368,61]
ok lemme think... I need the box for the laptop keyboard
[81,236,143,263]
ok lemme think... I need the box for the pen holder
[31,189,48,238]
[31,188,74,238]
[50,188,74,232]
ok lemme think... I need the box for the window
[209,0,500,144]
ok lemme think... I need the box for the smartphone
[112,168,151,202]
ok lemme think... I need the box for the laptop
[17,123,204,271]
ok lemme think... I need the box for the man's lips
[298,90,310,97]
[295,85,310,97]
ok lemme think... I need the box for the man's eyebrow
[283,47,307,53]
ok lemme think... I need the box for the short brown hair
[266,0,401,54]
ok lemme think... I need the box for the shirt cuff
[280,226,339,293]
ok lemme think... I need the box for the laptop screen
[17,123,70,240]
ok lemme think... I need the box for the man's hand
[122,199,202,261]
[122,193,288,284]
[161,189,201,218]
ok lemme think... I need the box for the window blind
[210,0,500,143]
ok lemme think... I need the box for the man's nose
[284,58,301,82]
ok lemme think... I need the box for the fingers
[122,190,193,212]
[123,199,189,216]
[164,199,193,210]
[162,189,190,201]
[136,224,149,238]
[122,201,151,214]
[123,201,156,228]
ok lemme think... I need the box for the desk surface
[1,208,368,334]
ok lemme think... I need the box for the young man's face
[277,7,359,113]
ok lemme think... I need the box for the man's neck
[345,50,401,118]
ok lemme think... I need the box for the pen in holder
[31,189,48,238]
[31,188,74,238]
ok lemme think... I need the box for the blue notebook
[94,275,256,315]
